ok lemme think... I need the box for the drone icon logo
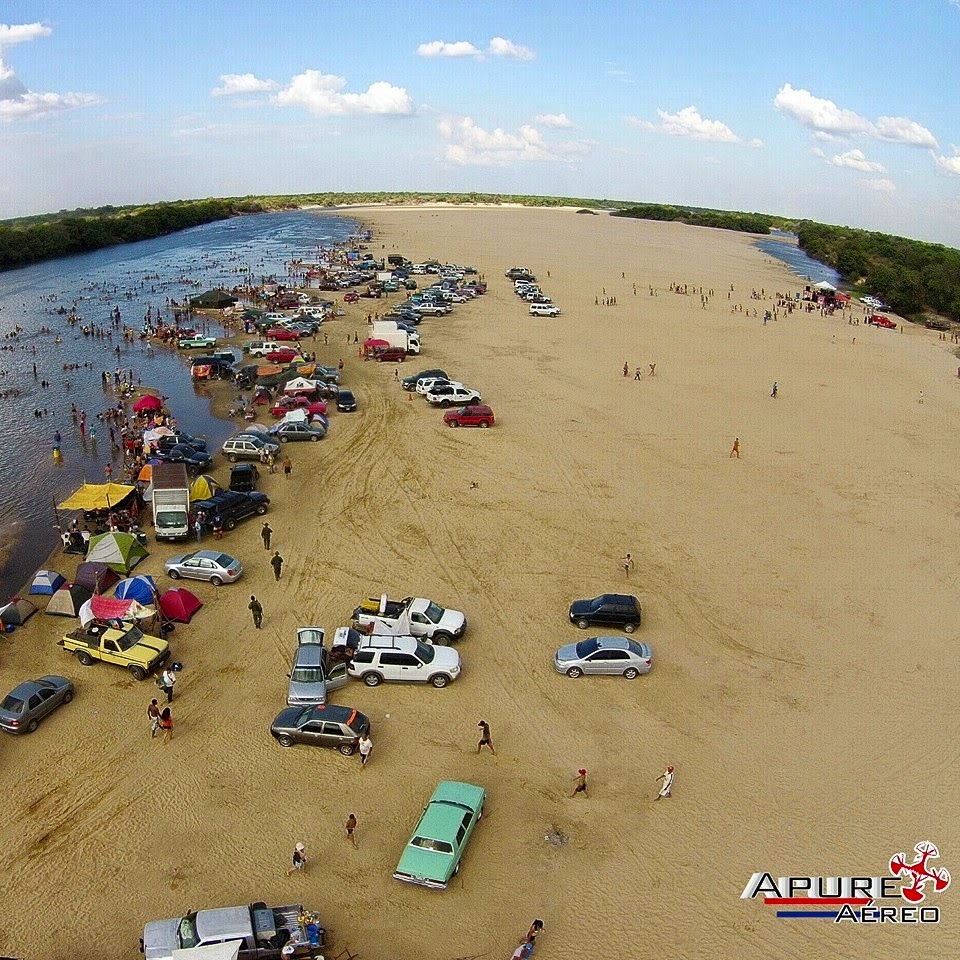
[890,841,951,904]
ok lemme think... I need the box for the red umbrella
[132,394,163,413]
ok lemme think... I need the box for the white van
[529,302,561,317]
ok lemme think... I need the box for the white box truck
[150,463,190,540]
[370,322,421,355]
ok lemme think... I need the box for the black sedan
[336,389,358,412]
[0,676,74,734]
[401,368,448,391]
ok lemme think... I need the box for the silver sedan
[554,636,653,679]
[0,676,75,734]
[164,550,243,586]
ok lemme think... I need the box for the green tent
[85,532,149,574]
[189,289,237,309]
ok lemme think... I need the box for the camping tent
[189,289,237,309]
[30,569,66,595]
[813,281,837,292]
[45,583,92,617]
[86,532,149,574]
[283,376,317,395]
[160,587,203,624]
[132,394,163,413]
[0,597,38,626]
[190,475,221,501]
[114,575,158,604]
[79,595,152,627]
[58,482,137,511]
[74,561,120,593]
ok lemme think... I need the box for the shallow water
[0,210,358,599]
[754,230,841,286]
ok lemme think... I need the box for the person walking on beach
[730,437,740,459]
[287,842,307,875]
[249,595,263,629]
[770,381,778,398]
[282,455,292,480]
[634,367,642,381]
[358,731,373,767]
[271,551,284,581]
[159,706,173,744]
[648,363,656,377]
[623,361,629,377]
[159,666,176,704]
[147,698,161,738]
[477,720,496,755]
[654,765,675,800]
[261,522,272,550]
[345,813,358,849]
[621,553,634,577]
[571,768,588,797]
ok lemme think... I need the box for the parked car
[272,396,327,418]
[336,389,358,412]
[568,594,642,632]
[415,302,451,316]
[286,635,349,706]
[245,341,282,357]
[270,703,370,754]
[348,636,462,688]
[370,346,406,363]
[155,444,212,474]
[271,420,326,442]
[265,328,303,342]
[554,636,653,679]
[529,303,561,317]
[229,462,259,492]
[156,432,207,453]
[222,434,278,462]
[193,490,270,529]
[402,369,448,391]
[0,676,74,734]
[416,377,461,396]
[443,405,495,428]
[178,334,217,349]
[393,781,485,889]
[164,550,243,585]
[426,385,482,407]
[868,314,897,329]
[266,348,302,364]
[233,429,281,452]
[343,292,359,303]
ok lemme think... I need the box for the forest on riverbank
[2,192,957,322]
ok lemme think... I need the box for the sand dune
[0,207,957,960]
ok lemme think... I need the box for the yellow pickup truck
[59,622,170,680]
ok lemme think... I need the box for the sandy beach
[1,206,958,960]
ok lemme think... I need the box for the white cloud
[488,37,535,60]
[275,70,413,116]
[416,40,481,58]
[774,83,938,148]
[212,73,279,96]
[437,116,589,166]
[748,138,765,149]
[534,112,573,128]
[0,22,102,122]
[935,148,960,176]
[630,105,743,143]
[829,148,884,173]
[863,178,896,192]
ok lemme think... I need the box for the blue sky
[1,1,959,246]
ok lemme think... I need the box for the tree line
[612,202,777,235]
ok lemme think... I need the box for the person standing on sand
[623,361,629,377]
[771,381,778,398]
[621,553,634,577]
[287,842,307,875]
[654,765,675,800]
[261,522,272,550]
[283,455,292,480]
[649,363,656,377]
[358,731,373,767]
[345,814,358,849]
[159,706,173,744]
[571,768,588,797]
[147,698,161,738]
[271,551,284,581]
[477,720,496,754]
[160,666,176,704]
[634,367,642,381]
[730,437,740,458]
[249,595,263,629]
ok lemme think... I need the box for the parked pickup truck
[351,595,466,644]
[59,622,170,680]
[141,901,327,960]
[246,340,282,357]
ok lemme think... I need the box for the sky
[1,0,959,246]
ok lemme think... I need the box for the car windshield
[575,638,601,658]
[1,694,24,711]
[117,627,144,651]
[627,640,646,658]
[177,914,200,950]
[422,601,444,624]
[291,667,325,683]
[411,837,454,854]
[213,554,233,567]
[416,642,435,663]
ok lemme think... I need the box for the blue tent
[30,569,66,595]
[113,575,158,604]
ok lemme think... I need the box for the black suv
[229,463,259,492]
[401,368,447,392]
[192,490,270,530]
[568,594,642,633]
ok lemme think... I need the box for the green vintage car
[393,780,485,889]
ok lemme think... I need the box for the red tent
[159,587,203,623]
[132,394,163,413]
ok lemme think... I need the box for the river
[754,230,841,286]
[0,210,359,601]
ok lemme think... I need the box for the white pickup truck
[246,340,282,357]
[351,595,467,644]
[141,901,326,960]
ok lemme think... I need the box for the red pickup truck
[869,314,897,329]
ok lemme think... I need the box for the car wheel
[277,734,294,748]
[225,518,237,531]
[62,690,73,704]
[479,421,490,428]
[440,399,451,408]
[129,665,147,681]
[310,434,319,441]
[27,719,39,733]
[256,504,268,515]
[576,618,590,630]
[448,420,459,428]
[280,435,289,443]
[624,622,637,633]
[363,673,383,687]
[76,650,94,666]
[433,632,452,646]
[339,743,356,756]
[210,575,223,587]
[228,454,238,463]
[566,666,583,679]
[168,570,181,580]
[430,674,449,688]
[623,667,639,680]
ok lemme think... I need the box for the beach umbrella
[85,532,149,574]
[190,474,221,501]
[159,587,203,624]
[0,597,38,627]
[113,575,158,604]
[45,582,93,617]
[132,394,163,413]
[30,569,66,595]
[138,464,154,482]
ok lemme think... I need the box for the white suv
[530,303,561,317]
[348,636,461,688]
[426,384,482,407]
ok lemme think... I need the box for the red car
[343,292,359,303]
[869,314,897,329]
[272,396,327,418]
[444,404,495,428]
[266,348,301,364]
[370,346,406,363]
[266,327,302,341]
